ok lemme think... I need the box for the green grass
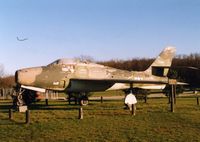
[92,90,124,97]
[1,97,200,142]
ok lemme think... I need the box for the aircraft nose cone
[15,69,29,85]
[15,67,43,85]
[15,70,19,84]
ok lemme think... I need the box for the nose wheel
[12,87,25,108]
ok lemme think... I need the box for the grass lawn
[0,97,200,142]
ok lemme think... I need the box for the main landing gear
[68,92,89,106]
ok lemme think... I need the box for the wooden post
[75,97,78,105]
[68,93,72,105]
[0,89,1,99]
[9,109,13,120]
[56,91,58,100]
[194,91,199,105]
[45,99,48,106]
[168,92,171,104]
[170,85,174,112]
[131,104,136,116]
[45,90,49,99]
[168,79,177,112]
[144,95,147,103]
[101,96,103,103]
[79,107,83,119]
[2,88,5,100]
[174,85,177,105]
[68,96,71,105]
[25,110,30,124]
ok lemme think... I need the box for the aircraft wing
[69,78,187,92]
[70,78,169,85]
[71,78,188,86]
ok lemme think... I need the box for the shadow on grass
[89,100,123,103]
[0,100,134,116]
[0,105,13,112]
[0,118,29,125]
[88,110,132,116]
[28,104,79,111]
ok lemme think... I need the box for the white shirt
[125,93,137,105]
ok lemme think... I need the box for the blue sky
[0,0,200,74]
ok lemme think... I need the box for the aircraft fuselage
[15,59,167,93]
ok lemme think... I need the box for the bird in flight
[17,37,28,41]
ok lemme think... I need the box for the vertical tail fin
[145,46,176,76]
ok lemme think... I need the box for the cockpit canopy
[48,58,80,66]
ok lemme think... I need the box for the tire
[80,99,89,106]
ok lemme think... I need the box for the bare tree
[0,76,15,88]
[0,64,4,77]
[0,64,15,88]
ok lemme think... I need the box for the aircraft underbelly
[67,81,166,92]
[67,80,114,92]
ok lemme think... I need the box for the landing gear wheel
[80,98,89,106]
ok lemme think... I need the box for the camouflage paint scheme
[15,47,176,93]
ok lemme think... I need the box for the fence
[0,88,13,100]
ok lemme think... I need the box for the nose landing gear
[11,87,25,109]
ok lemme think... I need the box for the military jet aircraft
[14,46,176,106]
